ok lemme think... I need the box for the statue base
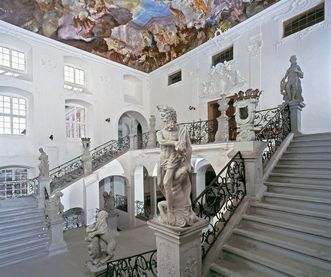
[288,100,305,136]
[107,212,119,233]
[85,261,108,277]
[147,217,208,277]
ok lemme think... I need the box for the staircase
[209,133,331,276]
[0,196,49,268]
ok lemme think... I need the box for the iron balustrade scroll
[179,119,218,145]
[192,151,246,258]
[135,200,151,221]
[115,194,128,212]
[106,249,157,277]
[0,177,39,199]
[254,107,279,131]
[256,103,291,166]
[92,135,130,170]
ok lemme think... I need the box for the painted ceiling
[0,0,278,73]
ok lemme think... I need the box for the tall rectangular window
[283,2,325,37]
[0,46,25,71]
[0,95,26,135]
[65,105,86,138]
[64,65,85,86]
[212,46,233,67]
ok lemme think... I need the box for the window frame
[65,104,87,139]
[64,65,86,91]
[0,167,29,198]
[168,70,182,86]
[0,45,26,76]
[0,94,27,136]
[212,46,234,67]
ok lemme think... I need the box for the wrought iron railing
[256,103,291,166]
[135,200,151,220]
[106,249,157,277]
[179,119,218,144]
[192,151,246,258]
[0,178,38,199]
[132,132,150,150]
[115,194,128,212]
[254,107,280,131]
[92,135,130,169]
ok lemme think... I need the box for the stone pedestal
[81,138,92,175]
[215,94,229,143]
[107,212,119,232]
[231,141,266,198]
[38,178,49,208]
[148,218,208,277]
[288,100,305,136]
[129,134,136,150]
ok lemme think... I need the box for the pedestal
[48,216,68,256]
[288,101,305,136]
[38,178,49,208]
[148,218,208,277]
[107,212,119,232]
[82,155,92,175]
[231,141,266,198]
[214,115,229,142]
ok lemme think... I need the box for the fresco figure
[281,55,304,104]
[156,105,198,227]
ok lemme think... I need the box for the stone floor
[1,224,156,277]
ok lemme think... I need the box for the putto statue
[49,191,64,215]
[281,55,304,104]
[156,105,198,227]
[38,147,49,179]
[103,191,116,215]
[86,210,116,267]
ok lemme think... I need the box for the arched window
[65,104,86,138]
[0,95,27,135]
[0,167,28,198]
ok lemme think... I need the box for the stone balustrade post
[148,218,208,277]
[147,115,157,148]
[288,100,305,136]
[214,94,229,143]
[81,137,92,175]
[129,134,136,150]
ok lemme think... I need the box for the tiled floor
[1,225,156,277]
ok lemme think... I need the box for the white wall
[148,0,331,134]
[0,21,150,173]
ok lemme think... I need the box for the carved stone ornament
[234,89,262,142]
[214,94,230,142]
[201,60,245,98]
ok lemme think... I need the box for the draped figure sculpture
[156,105,198,227]
[280,55,304,104]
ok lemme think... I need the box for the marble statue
[156,105,198,227]
[103,191,116,215]
[281,55,304,104]
[38,147,49,179]
[86,210,116,267]
[48,191,64,215]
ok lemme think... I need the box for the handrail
[178,119,218,144]
[192,151,246,258]
[106,249,157,277]
[256,103,291,166]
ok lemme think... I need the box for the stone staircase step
[263,192,331,214]
[224,235,331,275]
[0,224,46,242]
[293,133,331,141]
[286,144,331,152]
[282,151,331,159]
[243,214,331,240]
[233,228,331,263]
[265,181,331,198]
[0,227,47,247]
[210,253,287,277]
[277,158,331,167]
[272,165,331,175]
[267,173,331,185]
[290,140,331,147]
[250,202,331,221]
[247,206,331,238]
[0,213,45,229]
[0,244,48,268]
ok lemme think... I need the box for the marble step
[0,213,45,229]
[0,225,47,245]
[267,173,331,186]
[0,197,37,208]
[0,244,48,268]
[264,182,331,198]
[293,133,331,141]
[210,252,288,277]
[224,235,331,276]
[272,165,331,175]
[0,208,43,221]
[277,158,331,166]
[290,139,331,147]
[246,207,331,241]
[262,192,331,215]
[282,151,331,159]
[233,225,331,263]
[286,144,331,152]
[243,214,331,240]
[0,217,46,235]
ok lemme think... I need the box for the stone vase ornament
[233,89,262,142]
[214,94,230,142]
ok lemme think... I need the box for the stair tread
[0,245,48,266]
[263,192,331,204]
[269,172,331,179]
[0,229,48,247]
[233,228,331,262]
[264,181,331,191]
[250,202,331,220]
[0,236,49,255]
[243,214,331,239]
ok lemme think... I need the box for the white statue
[38,147,49,179]
[281,55,304,104]
[103,191,116,215]
[47,191,64,216]
[86,210,116,267]
[156,105,198,227]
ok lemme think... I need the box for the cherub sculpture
[86,210,116,266]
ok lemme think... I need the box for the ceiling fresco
[0,0,279,73]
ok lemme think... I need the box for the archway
[134,165,151,220]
